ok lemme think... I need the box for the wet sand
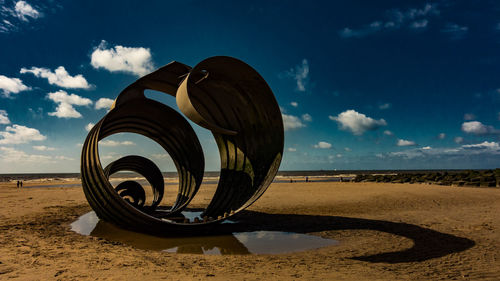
[0,180,499,280]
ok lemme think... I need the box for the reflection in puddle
[71,212,338,255]
[161,210,237,224]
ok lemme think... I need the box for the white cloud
[14,1,40,21]
[0,110,10,124]
[379,103,391,110]
[410,19,428,29]
[462,121,485,134]
[282,113,305,131]
[385,22,396,28]
[0,75,30,97]
[328,154,342,160]
[95,98,114,110]
[285,59,309,92]
[408,4,437,16]
[390,146,437,159]
[438,133,446,139]
[390,150,425,159]
[441,23,468,39]
[339,27,360,38]
[0,1,44,34]
[389,4,439,22]
[85,122,95,132]
[0,124,46,144]
[339,22,383,38]
[302,113,312,122]
[0,146,74,168]
[20,66,90,89]
[47,90,92,118]
[32,145,55,151]
[100,153,123,161]
[0,19,15,33]
[2,20,14,26]
[390,141,500,160]
[0,146,53,163]
[344,147,351,152]
[28,107,43,119]
[290,102,298,107]
[287,147,297,152]
[462,141,499,150]
[461,121,499,135]
[90,40,154,76]
[397,139,416,146]
[463,113,476,121]
[48,103,81,118]
[340,3,439,38]
[313,141,332,149]
[454,136,464,144]
[384,130,394,136]
[55,155,75,161]
[100,140,135,147]
[329,110,387,135]
[151,153,170,160]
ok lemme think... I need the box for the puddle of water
[71,211,338,255]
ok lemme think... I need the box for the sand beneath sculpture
[0,180,499,280]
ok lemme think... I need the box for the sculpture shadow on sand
[229,211,475,263]
[80,209,475,263]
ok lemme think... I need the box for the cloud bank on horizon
[1,0,500,172]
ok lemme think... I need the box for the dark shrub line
[353,169,500,187]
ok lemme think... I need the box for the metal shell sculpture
[81,56,283,233]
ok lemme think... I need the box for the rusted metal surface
[81,56,283,233]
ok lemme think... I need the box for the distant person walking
[17,181,20,188]
[305,176,309,183]
[20,181,23,188]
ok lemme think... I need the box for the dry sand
[0,180,499,280]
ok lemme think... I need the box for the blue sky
[1,0,500,173]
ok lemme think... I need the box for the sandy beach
[0,180,499,280]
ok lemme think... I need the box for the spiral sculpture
[81,56,283,234]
